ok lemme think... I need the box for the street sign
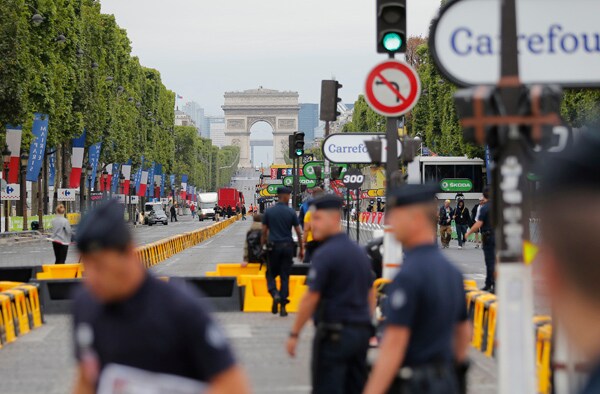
[1,184,20,200]
[266,184,283,195]
[283,176,317,188]
[302,155,314,165]
[439,178,473,192]
[303,161,349,180]
[114,194,126,204]
[57,188,76,202]
[322,133,402,164]
[429,0,600,87]
[364,60,421,117]
[130,196,140,204]
[342,168,365,190]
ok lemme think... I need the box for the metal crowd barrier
[341,220,385,245]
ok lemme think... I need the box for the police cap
[388,184,439,208]
[311,194,343,210]
[277,186,292,195]
[76,199,132,253]
[541,131,600,197]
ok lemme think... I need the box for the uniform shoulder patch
[391,289,407,310]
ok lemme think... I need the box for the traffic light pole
[382,116,403,280]
[495,1,536,393]
[324,121,331,193]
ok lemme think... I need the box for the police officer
[465,187,495,292]
[261,186,303,317]
[286,194,375,394]
[364,185,470,394]
[538,132,600,394]
[72,200,249,393]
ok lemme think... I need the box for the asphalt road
[0,219,499,394]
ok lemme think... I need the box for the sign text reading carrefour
[430,0,600,87]
[322,133,401,164]
[440,179,473,192]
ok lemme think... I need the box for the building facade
[298,103,319,142]
[208,116,226,147]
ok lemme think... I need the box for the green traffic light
[295,149,303,157]
[382,32,402,52]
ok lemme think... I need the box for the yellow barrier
[536,324,553,394]
[240,275,308,313]
[0,294,16,343]
[15,285,43,328]
[36,264,80,280]
[0,282,24,292]
[206,263,265,285]
[472,294,496,350]
[485,303,497,357]
[3,290,30,336]
[463,279,478,290]
[66,213,81,225]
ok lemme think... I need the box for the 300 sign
[342,168,364,190]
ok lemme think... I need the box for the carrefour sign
[322,133,402,164]
[440,179,473,192]
[430,0,600,87]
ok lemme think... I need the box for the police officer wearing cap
[262,186,303,317]
[287,194,375,394]
[364,185,470,394]
[465,187,495,292]
[71,200,249,393]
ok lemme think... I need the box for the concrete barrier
[0,266,42,282]
[174,277,243,312]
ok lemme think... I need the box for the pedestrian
[170,204,178,222]
[190,203,196,219]
[227,205,233,218]
[50,204,72,264]
[241,205,247,220]
[236,205,241,216]
[465,188,494,292]
[71,200,250,393]
[214,204,220,221]
[133,207,140,228]
[364,184,470,394]
[301,188,325,263]
[471,198,483,248]
[287,194,374,394]
[453,199,471,249]
[538,132,600,394]
[243,214,263,266]
[438,199,454,248]
[261,187,303,317]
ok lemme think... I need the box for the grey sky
[101,0,441,116]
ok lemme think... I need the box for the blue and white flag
[26,113,49,182]
[134,156,145,192]
[111,163,120,193]
[88,142,102,189]
[48,150,56,187]
[146,162,155,197]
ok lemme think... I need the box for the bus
[407,156,486,205]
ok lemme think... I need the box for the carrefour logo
[440,179,473,192]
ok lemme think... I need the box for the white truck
[198,192,218,221]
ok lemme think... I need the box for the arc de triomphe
[222,87,299,168]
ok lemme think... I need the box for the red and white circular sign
[364,60,421,117]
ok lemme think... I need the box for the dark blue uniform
[263,202,299,304]
[73,274,235,387]
[385,244,467,391]
[582,365,600,394]
[478,202,496,290]
[307,233,374,394]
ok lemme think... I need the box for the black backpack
[246,229,264,263]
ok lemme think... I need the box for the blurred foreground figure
[287,195,375,394]
[72,200,249,394]
[364,185,470,394]
[539,132,600,394]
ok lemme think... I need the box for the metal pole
[346,188,350,235]
[324,121,331,192]
[382,117,402,279]
[356,187,360,243]
[37,170,43,230]
[495,1,536,393]
[21,164,27,231]
[3,165,9,232]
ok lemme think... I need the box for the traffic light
[320,80,342,122]
[293,132,305,157]
[454,86,501,148]
[377,0,407,54]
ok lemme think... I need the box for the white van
[198,192,218,221]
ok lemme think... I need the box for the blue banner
[134,156,144,192]
[485,145,492,185]
[146,162,155,197]
[111,163,120,193]
[161,173,166,198]
[170,174,175,189]
[88,142,102,189]
[48,150,56,187]
[26,113,49,182]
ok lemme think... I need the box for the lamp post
[102,169,108,200]
[2,145,11,232]
[20,152,28,231]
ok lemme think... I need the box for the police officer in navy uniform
[286,194,375,394]
[465,187,495,292]
[538,131,600,394]
[261,186,303,317]
[364,185,470,394]
[71,200,249,393]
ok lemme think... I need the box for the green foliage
[342,96,386,133]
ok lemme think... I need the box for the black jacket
[439,206,454,226]
[454,205,471,225]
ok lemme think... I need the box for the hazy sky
[101,0,441,116]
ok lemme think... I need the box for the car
[147,208,169,226]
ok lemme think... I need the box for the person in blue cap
[286,194,375,394]
[71,199,249,393]
[364,184,470,394]
[261,186,303,317]
[538,131,600,394]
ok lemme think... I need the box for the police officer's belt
[392,362,459,394]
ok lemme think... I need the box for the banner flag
[6,125,22,183]
[48,150,56,187]
[69,129,86,188]
[88,142,102,189]
[26,113,49,182]
[121,160,132,194]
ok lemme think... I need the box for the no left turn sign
[365,60,421,117]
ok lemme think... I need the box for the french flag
[69,130,86,188]
[180,175,188,200]
[121,160,132,194]
[5,125,22,183]
[138,170,148,196]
